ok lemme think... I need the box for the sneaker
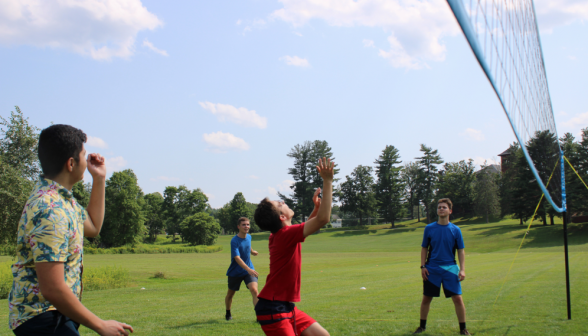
[414,327,426,334]
[460,329,471,335]
[225,315,232,321]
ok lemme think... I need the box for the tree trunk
[520,217,523,225]
[542,213,547,226]
[425,204,430,224]
[550,214,555,225]
[486,211,489,224]
[417,204,420,222]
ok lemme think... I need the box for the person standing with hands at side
[253,157,334,336]
[225,217,260,321]
[8,125,134,336]
[414,198,470,335]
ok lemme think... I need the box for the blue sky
[1,0,586,208]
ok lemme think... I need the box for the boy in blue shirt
[414,198,470,335]
[225,217,259,321]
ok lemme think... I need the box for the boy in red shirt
[253,157,334,336]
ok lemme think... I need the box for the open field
[1,218,587,335]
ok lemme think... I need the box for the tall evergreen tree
[401,162,420,220]
[340,165,378,225]
[436,160,476,217]
[229,192,251,233]
[374,145,404,227]
[0,106,41,181]
[416,144,443,223]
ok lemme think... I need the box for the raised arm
[84,153,106,238]
[303,158,334,238]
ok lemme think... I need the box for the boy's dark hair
[254,198,282,233]
[38,124,87,178]
[438,198,453,210]
[237,217,249,226]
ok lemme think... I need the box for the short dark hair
[254,198,282,233]
[237,217,249,226]
[438,198,453,210]
[38,124,87,178]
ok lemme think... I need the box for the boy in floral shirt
[8,125,133,336]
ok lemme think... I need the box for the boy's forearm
[458,249,465,270]
[316,180,333,223]
[86,177,105,233]
[234,256,251,271]
[45,284,103,331]
[421,247,427,266]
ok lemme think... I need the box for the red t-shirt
[258,223,306,302]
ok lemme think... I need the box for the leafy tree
[416,144,443,223]
[101,169,145,247]
[436,160,476,217]
[498,143,519,219]
[228,192,251,234]
[144,192,164,242]
[279,140,339,221]
[374,145,404,227]
[180,212,221,246]
[340,165,378,225]
[0,157,33,246]
[72,181,91,208]
[217,203,233,234]
[0,106,41,181]
[474,163,501,223]
[402,162,420,220]
[162,185,208,241]
[561,130,588,222]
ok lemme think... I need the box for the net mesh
[447,0,564,212]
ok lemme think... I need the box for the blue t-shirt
[421,222,465,266]
[226,234,255,277]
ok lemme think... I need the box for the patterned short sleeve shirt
[8,177,87,330]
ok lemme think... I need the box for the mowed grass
[0,218,587,335]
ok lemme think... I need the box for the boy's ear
[65,157,75,173]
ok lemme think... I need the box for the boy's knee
[451,295,464,304]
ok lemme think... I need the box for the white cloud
[199,102,267,129]
[202,131,250,152]
[86,135,108,149]
[204,193,215,200]
[468,156,498,167]
[363,39,374,48]
[236,19,242,25]
[142,38,168,56]
[149,176,179,182]
[249,175,259,179]
[0,0,163,60]
[280,55,310,67]
[271,0,458,69]
[535,0,588,32]
[561,111,588,136]
[105,156,127,172]
[267,180,295,197]
[294,32,303,37]
[268,186,278,196]
[460,128,485,141]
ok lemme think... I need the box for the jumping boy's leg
[247,282,259,307]
[301,322,330,336]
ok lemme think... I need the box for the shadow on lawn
[330,227,417,238]
[519,223,588,249]
[167,319,252,329]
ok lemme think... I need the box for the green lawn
[1,218,587,335]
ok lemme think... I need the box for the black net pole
[563,211,571,320]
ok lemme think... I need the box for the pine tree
[416,144,443,223]
[374,145,404,227]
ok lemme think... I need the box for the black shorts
[228,274,258,291]
[13,311,80,336]
[423,279,459,298]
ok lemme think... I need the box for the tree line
[280,132,588,227]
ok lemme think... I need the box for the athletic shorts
[423,264,462,298]
[255,298,316,336]
[13,311,80,336]
[228,274,258,291]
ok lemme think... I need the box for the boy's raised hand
[87,153,106,179]
[312,187,322,208]
[316,157,334,182]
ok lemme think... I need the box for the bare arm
[303,158,334,238]
[234,256,258,277]
[251,250,258,256]
[420,247,429,281]
[84,154,106,238]
[457,249,466,281]
[36,262,133,336]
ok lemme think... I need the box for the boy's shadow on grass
[168,319,255,329]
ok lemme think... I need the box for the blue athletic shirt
[421,222,465,266]
[226,234,255,277]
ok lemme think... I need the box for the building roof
[498,148,513,157]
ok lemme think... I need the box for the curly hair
[254,198,283,233]
[38,124,87,178]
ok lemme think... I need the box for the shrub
[84,245,222,255]
[180,212,221,246]
[0,261,12,299]
[83,266,130,291]
[153,271,166,279]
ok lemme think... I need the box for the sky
[0,0,587,208]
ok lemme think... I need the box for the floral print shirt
[8,177,87,330]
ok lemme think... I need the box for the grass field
[1,218,587,335]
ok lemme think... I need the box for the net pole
[562,211,571,320]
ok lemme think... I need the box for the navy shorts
[13,310,80,336]
[228,274,258,291]
[423,264,462,298]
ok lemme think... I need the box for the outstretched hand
[316,157,334,182]
[87,153,106,179]
[97,320,133,336]
[312,188,322,208]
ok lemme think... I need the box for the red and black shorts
[255,298,316,336]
